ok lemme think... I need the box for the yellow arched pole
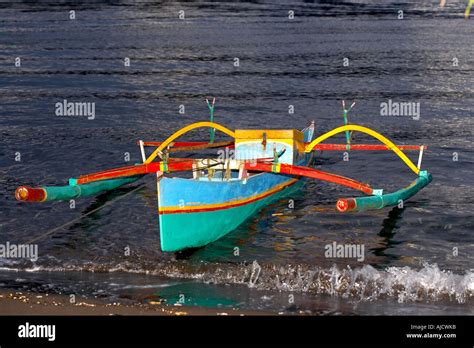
[145,121,236,164]
[305,124,420,175]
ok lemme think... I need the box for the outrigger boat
[15,101,432,252]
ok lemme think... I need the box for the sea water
[0,0,472,314]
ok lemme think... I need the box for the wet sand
[0,290,270,316]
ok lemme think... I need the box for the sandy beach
[0,289,269,316]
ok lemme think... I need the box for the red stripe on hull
[159,179,299,215]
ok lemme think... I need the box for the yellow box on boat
[234,129,305,164]
[234,129,304,141]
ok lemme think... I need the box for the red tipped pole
[336,198,357,212]
[15,186,47,202]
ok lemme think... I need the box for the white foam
[0,260,471,304]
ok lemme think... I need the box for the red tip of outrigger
[15,186,46,202]
[336,198,356,213]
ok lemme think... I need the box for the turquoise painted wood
[41,176,142,201]
[157,126,314,252]
[158,174,304,252]
[348,171,432,212]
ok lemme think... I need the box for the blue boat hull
[157,172,302,252]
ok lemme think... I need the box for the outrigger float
[15,101,432,252]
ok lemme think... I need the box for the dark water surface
[0,1,473,314]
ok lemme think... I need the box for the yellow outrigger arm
[304,124,420,175]
[147,122,421,175]
[145,122,236,164]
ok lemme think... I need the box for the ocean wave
[0,259,472,304]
